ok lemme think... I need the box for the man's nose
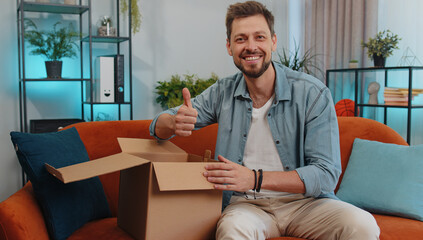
[246,38,258,51]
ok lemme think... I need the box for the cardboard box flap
[153,162,214,191]
[46,152,150,184]
[118,138,186,154]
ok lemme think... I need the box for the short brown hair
[225,1,275,40]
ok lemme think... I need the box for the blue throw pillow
[336,138,423,221]
[10,128,111,240]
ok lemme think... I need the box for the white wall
[133,0,289,119]
[0,0,21,202]
[377,0,423,144]
[2,0,420,201]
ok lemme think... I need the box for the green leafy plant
[100,16,112,26]
[24,19,80,61]
[120,0,142,35]
[361,30,401,59]
[276,42,323,77]
[155,73,219,109]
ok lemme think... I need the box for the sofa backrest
[67,117,407,215]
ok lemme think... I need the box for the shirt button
[243,134,247,137]
[268,113,271,117]
[285,166,290,170]
[238,159,242,163]
[276,140,280,144]
[248,108,252,112]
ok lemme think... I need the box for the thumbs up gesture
[175,88,198,136]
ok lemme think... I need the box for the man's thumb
[182,88,192,108]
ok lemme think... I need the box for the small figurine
[368,82,380,104]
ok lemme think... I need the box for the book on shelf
[384,101,409,106]
[384,95,409,100]
[384,87,423,96]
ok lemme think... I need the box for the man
[150,1,379,239]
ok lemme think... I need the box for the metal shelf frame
[17,0,134,184]
[17,0,133,132]
[326,66,423,144]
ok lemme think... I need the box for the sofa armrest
[0,183,49,240]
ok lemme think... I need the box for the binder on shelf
[87,55,125,103]
[93,56,115,103]
[114,55,125,103]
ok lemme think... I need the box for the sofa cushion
[336,138,423,221]
[10,128,111,240]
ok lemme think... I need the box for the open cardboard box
[46,138,223,240]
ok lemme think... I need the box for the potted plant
[361,30,401,67]
[24,19,80,78]
[349,60,359,68]
[276,42,323,79]
[120,0,142,35]
[155,73,218,109]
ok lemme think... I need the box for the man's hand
[174,88,198,136]
[203,155,255,191]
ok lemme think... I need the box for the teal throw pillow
[10,128,111,240]
[336,138,423,221]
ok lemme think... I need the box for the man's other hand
[203,155,255,192]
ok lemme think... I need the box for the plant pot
[349,62,358,68]
[373,54,386,68]
[45,61,62,79]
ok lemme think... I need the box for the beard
[234,51,272,79]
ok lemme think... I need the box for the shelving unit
[326,66,423,144]
[17,0,133,133]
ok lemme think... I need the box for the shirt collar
[233,61,292,102]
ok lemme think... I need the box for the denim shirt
[150,62,341,209]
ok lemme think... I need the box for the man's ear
[271,34,277,52]
[226,39,233,56]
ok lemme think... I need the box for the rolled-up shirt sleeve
[149,108,179,140]
[295,88,341,197]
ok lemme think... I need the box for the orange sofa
[1,117,422,240]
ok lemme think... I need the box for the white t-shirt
[240,94,290,198]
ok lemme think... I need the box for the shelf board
[19,2,89,14]
[83,102,131,105]
[327,66,423,73]
[82,36,130,43]
[21,78,90,82]
[357,103,423,108]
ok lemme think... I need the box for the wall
[375,0,423,144]
[0,0,289,201]
[133,0,289,119]
[0,0,21,203]
[1,0,422,201]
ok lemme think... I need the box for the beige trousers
[216,194,380,240]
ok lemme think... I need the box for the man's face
[226,14,277,79]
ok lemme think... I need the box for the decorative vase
[373,54,386,68]
[98,25,117,37]
[45,61,62,78]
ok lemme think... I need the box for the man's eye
[235,38,245,42]
[257,35,265,40]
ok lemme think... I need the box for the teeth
[245,56,259,61]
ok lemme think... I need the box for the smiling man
[150,1,380,239]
